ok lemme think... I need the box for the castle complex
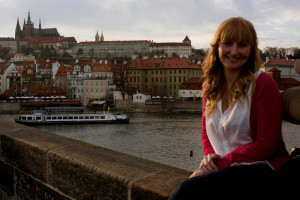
[15,11,59,41]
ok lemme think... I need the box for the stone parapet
[0,119,190,200]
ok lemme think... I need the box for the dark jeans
[169,164,286,200]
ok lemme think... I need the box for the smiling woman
[169,17,290,199]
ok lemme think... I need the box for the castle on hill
[15,11,59,41]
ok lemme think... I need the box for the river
[1,113,299,172]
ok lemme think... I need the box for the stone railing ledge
[0,118,190,200]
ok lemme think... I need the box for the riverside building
[126,57,202,98]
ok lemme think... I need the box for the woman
[169,17,290,199]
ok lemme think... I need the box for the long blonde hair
[202,17,261,117]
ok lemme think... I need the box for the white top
[205,71,261,157]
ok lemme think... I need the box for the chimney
[266,57,269,63]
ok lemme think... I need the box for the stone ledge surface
[0,118,190,200]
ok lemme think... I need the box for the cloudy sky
[1,0,300,50]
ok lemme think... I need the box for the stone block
[131,171,189,200]
[1,135,48,182]
[0,160,15,197]
[16,169,73,200]
[281,87,300,124]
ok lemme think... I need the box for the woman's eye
[222,42,231,46]
[239,43,248,47]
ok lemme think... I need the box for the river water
[1,113,299,172]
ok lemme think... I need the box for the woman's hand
[190,154,222,178]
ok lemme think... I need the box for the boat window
[79,116,84,119]
[47,117,51,120]
[74,116,79,119]
[22,117,26,120]
[68,116,73,119]
[28,117,32,120]
[63,116,68,119]
[90,116,95,119]
[36,117,41,120]
[101,116,105,119]
[95,116,99,119]
[58,117,62,120]
[52,117,57,120]
[84,116,89,119]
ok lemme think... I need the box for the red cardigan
[202,72,290,173]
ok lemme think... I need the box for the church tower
[15,17,22,41]
[23,11,34,40]
[95,30,100,42]
[15,17,22,53]
[183,35,191,45]
[100,31,104,42]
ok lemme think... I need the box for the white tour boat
[14,107,129,125]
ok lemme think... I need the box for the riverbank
[115,100,202,114]
[0,101,203,114]
[0,102,20,114]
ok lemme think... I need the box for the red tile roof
[61,37,77,43]
[28,36,62,43]
[79,40,151,45]
[0,62,7,74]
[28,36,77,43]
[180,77,203,90]
[279,78,300,85]
[92,62,112,72]
[3,85,65,97]
[129,57,201,70]
[183,35,191,42]
[28,85,66,96]
[262,58,295,66]
[56,65,73,76]
[268,67,281,72]
[149,42,190,47]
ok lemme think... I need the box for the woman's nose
[230,43,239,55]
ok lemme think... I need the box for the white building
[132,92,151,103]
[149,36,192,58]
[0,38,17,55]
[1,63,18,93]
[261,58,300,81]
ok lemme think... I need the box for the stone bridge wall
[0,119,190,200]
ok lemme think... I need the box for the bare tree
[112,58,131,100]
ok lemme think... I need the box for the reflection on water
[1,113,299,171]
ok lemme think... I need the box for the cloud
[1,0,300,49]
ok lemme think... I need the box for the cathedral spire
[16,17,20,30]
[100,31,104,42]
[27,11,32,24]
[95,30,100,42]
[15,17,21,39]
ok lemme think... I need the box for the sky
[1,0,300,50]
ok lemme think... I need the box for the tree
[0,47,11,60]
[76,48,83,58]
[112,58,131,100]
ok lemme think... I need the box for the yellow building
[126,57,202,97]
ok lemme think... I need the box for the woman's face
[218,41,251,72]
